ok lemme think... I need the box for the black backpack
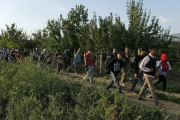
[105,56,112,74]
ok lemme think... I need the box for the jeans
[131,72,148,95]
[64,59,71,72]
[83,66,94,84]
[107,71,122,93]
[74,62,80,73]
[57,62,62,72]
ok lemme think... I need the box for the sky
[0,0,179,35]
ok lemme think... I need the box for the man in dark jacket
[130,46,151,98]
[106,52,124,95]
[109,48,117,59]
[63,49,71,72]
[120,47,131,86]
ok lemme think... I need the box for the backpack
[138,59,143,73]
[105,56,112,74]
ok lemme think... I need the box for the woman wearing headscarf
[154,54,171,92]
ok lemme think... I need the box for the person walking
[83,49,95,84]
[109,48,117,59]
[41,48,48,62]
[106,52,124,95]
[14,49,21,60]
[11,48,16,60]
[24,48,30,58]
[73,48,82,74]
[33,48,41,62]
[130,47,152,98]
[63,49,71,72]
[8,52,14,63]
[55,50,63,72]
[120,47,131,86]
[138,46,163,106]
[2,47,8,61]
[47,53,53,65]
[154,54,171,92]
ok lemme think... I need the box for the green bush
[0,60,173,120]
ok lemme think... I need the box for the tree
[0,23,29,50]
[32,29,49,50]
[62,4,89,50]
[126,0,171,55]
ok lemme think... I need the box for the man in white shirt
[138,46,163,106]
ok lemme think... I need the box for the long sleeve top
[122,53,131,67]
[139,54,156,78]
[84,53,95,66]
[107,58,123,74]
[73,53,81,64]
[156,61,171,76]
[134,55,144,74]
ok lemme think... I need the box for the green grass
[0,60,174,120]
[153,79,180,93]
[157,93,180,105]
[91,77,180,106]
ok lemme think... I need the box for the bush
[0,60,173,119]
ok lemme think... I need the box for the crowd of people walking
[0,46,171,106]
[105,46,171,106]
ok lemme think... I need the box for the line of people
[32,48,83,73]
[0,47,82,73]
[1,46,171,106]
[105,46,171,106]
[0,47,30,62]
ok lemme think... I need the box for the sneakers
[119,92,124,95]
[156,103,163,106]
[130,91,138,94]
[120,82,126,86]
[146,93,152,98]
[138,97,146,101]
[83,75,88,80]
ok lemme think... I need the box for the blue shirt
[73,53,81,64]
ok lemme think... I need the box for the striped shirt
[139,54,156,78]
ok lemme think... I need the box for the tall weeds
[0,60,173,120]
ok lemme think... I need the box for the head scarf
[161,54,168,72]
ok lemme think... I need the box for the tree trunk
[100,51,102,74]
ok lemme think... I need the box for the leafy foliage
[0,1,172,57]
[0,60,173,119]
[0,23,29,50]
[126,0,171,55]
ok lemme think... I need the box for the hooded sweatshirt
[156,54,171,76]
[107,58,123,74]
[84,53,95,66]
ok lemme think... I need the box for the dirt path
[124,91,180,118]
[58,71,180,118]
